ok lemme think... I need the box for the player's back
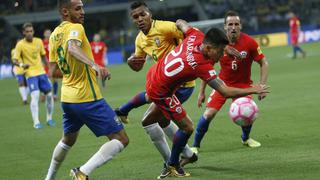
[147,28,215,96]
[50,21,102,103]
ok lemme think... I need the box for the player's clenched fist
[127,54,146,72]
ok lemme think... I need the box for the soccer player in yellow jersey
[45,1,129,179]
[10,43,28,105]
[12,23,55,129]
[114,1,197,173]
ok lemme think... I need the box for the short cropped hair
[130,1,148,10]
[22,22,33,31]
[58,0,71,11]
[204,28,229,47]
[224,10,240,24]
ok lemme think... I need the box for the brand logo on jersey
[240,51,247,59]
[208,70,216,77]
[154,37,161,47]
[69,30,79,38]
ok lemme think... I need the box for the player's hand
[197,92,206,108]
[127,54,146,72]
[225,45,242,59]
[252,84,270,95]
[20,63,29,69]
[92,64,111,81]
[258,84,268,100]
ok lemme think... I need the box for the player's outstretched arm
[176,19,191,34]
[207,78,270,98]
[197,80,207,108]
[68,39,111,81]
[257,58,269,100]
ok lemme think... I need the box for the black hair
[204,28,229,47]
[22,22,33,31]
[58,0,71,11]
[130,1,148,10]
[224,10,240,24]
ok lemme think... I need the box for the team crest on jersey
[175,107,182,113]
[154,37,161,47]
[240,51,247,59]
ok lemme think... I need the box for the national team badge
[154,37,160,47]
[176,107,182,113]
[240,51,247,59]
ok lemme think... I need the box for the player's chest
[92,44,103,54]
[221,47,251,70]
[21,43,42,58]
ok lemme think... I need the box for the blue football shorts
[175,87,195,104]
[15,74,27,85]
[61,99,124,137]
[27,74,52,93]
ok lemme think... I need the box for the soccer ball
[228,97,259,126]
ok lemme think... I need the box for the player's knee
[203,108,218,121]
[120,136,129,147]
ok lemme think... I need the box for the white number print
[166,95,180,108]
[231,60,237,70]
[164,45,184,77]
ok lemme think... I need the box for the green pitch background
[0,42,319,180]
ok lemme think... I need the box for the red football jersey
[90,41,107,66]
[219,33,264,87]
[146,28,217,97]
[43,39,49,74]
[289,16,300,34]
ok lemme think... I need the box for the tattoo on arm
[208,78,224,90]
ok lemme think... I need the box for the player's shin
[193,115,211,148]
[163,121,193,158]
[18,86,28,101]
[45,141,71,180]
[169,130,191,166]
[79,139,124,175]
[144,123,171,163]
[46,92,54,121]
[30,90,40,126]
[241,124,252,141]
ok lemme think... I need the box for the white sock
[18,86,28,101]
[163,121,194,158]
[30,90,40,125]
[80,139,124,175]
[144,123,171,163]
[45,141,71,180]
[46,92,54,121]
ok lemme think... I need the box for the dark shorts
[16,74,27,85]
[61,99,124,137]
[175,87,194,104]
[27,74,52,93]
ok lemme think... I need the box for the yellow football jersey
[13,37,46,78]
[49,21,102,103]
[11,48,25,75]
[135,20,195,87]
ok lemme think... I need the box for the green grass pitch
[0,42,319,180]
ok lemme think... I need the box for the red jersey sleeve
[195,62,217,82]
[249,38,264,62]
[185,28,204,39]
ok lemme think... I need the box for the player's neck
[25,38,33,43]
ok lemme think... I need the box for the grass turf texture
[0,42,319,179]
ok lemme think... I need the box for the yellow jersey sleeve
[158,21,184,43]
[67,24,85,44]
[13,42,22,63]
[135,35,147,58]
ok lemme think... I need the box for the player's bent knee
[203,108,218,121]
